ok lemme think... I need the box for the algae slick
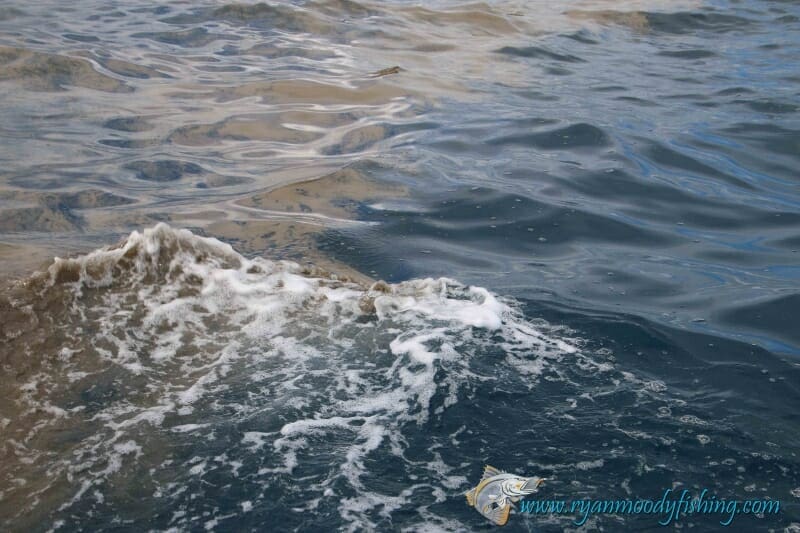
[465,465,545,526]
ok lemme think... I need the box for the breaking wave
[0,224,596,530]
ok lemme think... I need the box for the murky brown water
[0,0,691,277]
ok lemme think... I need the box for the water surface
[1,0,799,531]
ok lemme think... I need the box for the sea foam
[1,223,583,530]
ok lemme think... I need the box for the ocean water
[0,1,799,531]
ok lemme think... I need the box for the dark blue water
[1,1,799,531]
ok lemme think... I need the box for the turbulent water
[0,0,799,531]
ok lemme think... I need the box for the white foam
[171,423,210,434]
[17,224,589,528]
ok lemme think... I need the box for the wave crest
[0,224,580,530]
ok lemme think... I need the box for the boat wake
[0,224,618,530]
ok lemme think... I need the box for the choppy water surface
[1,1,799,531]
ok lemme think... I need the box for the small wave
[0,224,584,529]
[0,45,131,93]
